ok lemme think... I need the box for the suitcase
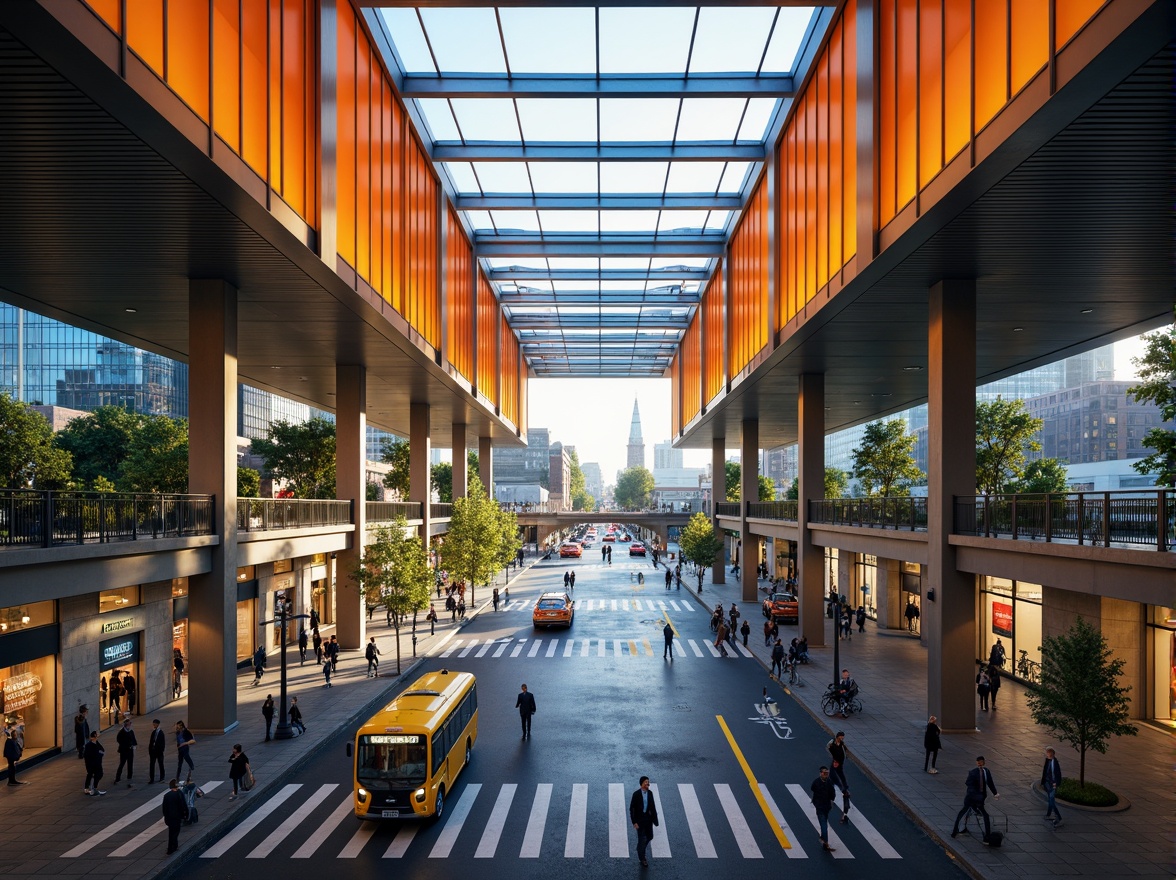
[181,780,202,824]
[984,831,1003,848]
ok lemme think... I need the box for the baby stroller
[181,776,203,824]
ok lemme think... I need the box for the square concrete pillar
[187,279,239,735]
[797,373,826,647]
[874,557,903,629]
[452,424,468,499]
[335,364,366,650]
[479,435,493,499]
[739,419,759,602]
[411,403,432,541]
[711,437,726,585]
[927,280,978,731]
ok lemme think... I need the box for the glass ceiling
[367,3,829,377]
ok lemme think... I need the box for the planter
[1031,781,1131,812]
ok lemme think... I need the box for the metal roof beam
[487,267,710,281]
[499,290,699,305]
[508,316,690,330]
[475,236,723,258]
[367,1,824,7]
[400,74,794,99]
[455,194,744,211]
[433,143,766,162]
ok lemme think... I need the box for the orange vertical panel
[878,0,896,226]
[1056,0,1105,48]
[842,1,857,262]
[212,0,241,152]
[335,2,355,270]
[815,57,828,289]
[895,0,918,211]
[1010,0,1048,95]
[943,0,971,160]
[167,0,210,122]
[368,69,380,294]
[391,102,404,314]
[268,1,282,192]
[127,0,165,77]
[974,0,1008,132]
[827,23,844,277]
[380,84,393,305]
[240,0,268,178]
[279,0,307,217]
[477,273,498,404]
[86,0,122,34]
[805,94,817,303]
[355,40,371,283]
[786,131,798,321]
[918,0,944,188]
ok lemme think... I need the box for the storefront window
[0,600,55,634]
[236,600,255,664]
[981,577,1042,680]
[1148,605,1175,726]
[853,555,877,617]
[171,578,188,598]
[237,566,256,582]
[823,547,839,599]
[1,656,58,762]
[98,587,139,614]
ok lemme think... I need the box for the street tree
[1026,616,1138,788]
[786,467,850,501]
[677,512,725,592]
[1127,320,1175,486]
[118,414,189,493]
[238,466,261,497]
[495,507,523,573]
[1013,458,1069,494]
[725,461,740,502]
[851,418,922,497]
[250,417,336,499]
[54,405,139,488]
[351,517,432,675]
[430,449,481,503]
[0,392,72,489]
[444,475,505,605]
[975,398,1043,496]
[381,438,411,498]
[757,474,776,501]
[614,466,655,509]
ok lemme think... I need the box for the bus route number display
[366,735,418,744]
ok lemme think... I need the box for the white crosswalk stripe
[429,783,481,858]
[248,783,338,858]
[785,783,853,858]
[435,637,750,661]
[201,784,302,858]
[520,783,552,858]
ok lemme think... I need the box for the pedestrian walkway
[685,563,1173,880]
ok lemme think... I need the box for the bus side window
[469,683,477,713]
[431,730,445,775]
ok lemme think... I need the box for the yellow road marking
[716,715,792,850]
[628,640,638,655]
[663,613,679,637]
[641,638,652,656]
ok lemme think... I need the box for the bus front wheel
[434,786,444,820]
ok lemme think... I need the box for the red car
[762,592,799,624]
[559,542,583,558]
[628,543,647,557]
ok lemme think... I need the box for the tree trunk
[1078,739,1085,787]
[393,621,402,675]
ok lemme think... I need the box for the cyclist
[834,669,857,716]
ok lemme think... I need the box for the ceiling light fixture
[903,365,922,371]
[124,308,137,313]
[1080,308,1093,314]
[1013,327,1023,332]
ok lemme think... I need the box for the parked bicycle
[784,660,804,687]
[1016,649,1041,684]
[821,682,863,716]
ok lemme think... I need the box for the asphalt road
[171,544,965,880]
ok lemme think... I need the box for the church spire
[626,397,645,469]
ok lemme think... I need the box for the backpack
[365,643,375,660]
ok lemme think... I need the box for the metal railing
[498,502,554,513]
[0,489,214,548]
[366,501,423,522]
[747,501,799,521]
[809,497,928,531]
[715,502,741,517]
[955,490,1174,550]
[236,498,352,532]
[430,503,453,519]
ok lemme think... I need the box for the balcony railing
[0,490,214,548]
[236,498,353,533]
[715,502,741,517]
[955,490,1174,551]
[431,503,454,519]
[366,501,423,522]
[747,501,799,521]
[809,497,928,531]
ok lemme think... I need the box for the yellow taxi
[532,592,575,629]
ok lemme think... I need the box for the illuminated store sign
[101,616,135,635]
[99,632,141,672]
[1,671,43,713]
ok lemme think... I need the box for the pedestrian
[988,664,1002,709]
[328,635,339,672]
[1041,747,1063,826]
[227,744,253,799]
[161,778,189,854]
[951,756,1000,841]
[123,671,137,714]
[427,604,437,635]
[517,548,524,567]
[770,639,785,678]
[310,607,320,630]
[100,674,108,710]
[515,683,537,739]
[252,644,266,685]
[322,657,333,688]
[564,571,571,589]
[976,666,991,711]
[289,697,306,735]
[856,605,866,633]
[663,622,674,660]
[988,638,1006,670]
[826,731,852,822]
[770,621,779,644]
[923,715,942,773]
[74,704,90,759]
[147,718,167,783]
[261,694,275,741]
[628,776,660,867]
[448,593,457,621]
[83,730,106,795]
[569,571,575,589]
[312,628,323,664]
[840,604,853,640]
[174,721,195,780]
[728,603,740,633]
[763,620,773,647]
[298,626,308,664]
[492,587,500,612]
[809,766,838,852]
[173,648,186,682]
[740,619,751,647]
[666,569,673,591]
[714,620,730,657]
[365,637,381,678]
[108,671,123,717]
[113,716,137,787]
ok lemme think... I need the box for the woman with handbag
[227,744,253,800]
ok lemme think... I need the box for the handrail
[715,502,741,517]
[236,498,353,532]
[809,497,928,531]
[0,489,214,548]
[747,501,799,521]
[366,501,423,522]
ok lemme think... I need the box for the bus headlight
[414,788,426,803]
[357,788,368,804]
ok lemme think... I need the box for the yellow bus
[350,668,477,821]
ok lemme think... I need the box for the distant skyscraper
[626,398,645,469]
[581,462,603,501]
[654,440,683,469]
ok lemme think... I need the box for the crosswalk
[495,597,696,614]
[62,778,905,862]
[438,636,756,660]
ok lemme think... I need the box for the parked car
[628,542,647,557]
[762,591,799,624]
[532,592,575,628]
[559,542,583,558]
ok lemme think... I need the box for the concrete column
[187,279,239,735]
[739,420,759,602]
[452,423,468,499]
[411,404,432,542]
[927,280,977,731]
[797,373,826,647]
[335,364,366,651]
[874,557,903,629]
[711,437,726,585]
[479,435,493,499]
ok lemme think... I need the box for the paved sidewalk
[0,556,540,880]
[680,563,1172,880]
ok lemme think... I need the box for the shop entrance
[98,631,142,729]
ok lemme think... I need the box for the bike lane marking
[715,715,793,851]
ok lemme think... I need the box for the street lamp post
[259,595,309,741]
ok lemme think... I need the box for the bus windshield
[356,734,428,788]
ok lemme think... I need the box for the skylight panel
[600,99,679,142]
[687,7,776,74]
[600,257,651,270]
[490,210,540,233]
[658,211,709,233]
[551,281,605,292]
[651,257,711,269]
[538,210,599,233]
[417,99,461,142]
[441,162,479,194]
[486,257,535,270]
[718,162,752,193]
[528,162,599,195]
[418,8,505,74]
[546,257,599,271]
[676,99,747,142]
[516,99,598,143]
[464,210,494,233]
[471,162,533,192]
[665,162,726,193]
[599,7,695,74]
[600,162,668,194]
[705,210,732,231]
[737,99,779,142]
[761,8,818,73]
[449,99,522,142]
[499,7,597,75]
[377,9,434,74]
[600,210,660,234]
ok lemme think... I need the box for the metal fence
[0,490,214,548]
[715,502,741,517]
[236,498,353,532]
[809,497,928,531]
[747,501,799,521]
[366,501,423,522]
[955,490,1173,550]
[431,503,454,519]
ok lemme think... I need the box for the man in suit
[628,775,659,867]
[113,717,136,787]
[951,755,1000,841]
[1041,747,1063,826]
[160,778,189,854]
[147,719,167,784]
[515,683,536,739]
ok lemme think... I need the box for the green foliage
[786,467,848,502]
[724,461,740,502]
[495,507,523,571]
[365,482,380,501]
[1013,458,1069,494]
[851,418,922,497]
[1025,617,1138,787]
[614,466,655,509]
[975,398,1044,495]
[444,475,509,604]
[431,462,454,503]
[381,438,411,498]
[757,474,776,501]
[786,478,798,501]
[250,417,336,499]
[1127,321,1175,487]
[54,405,139,487]
[678,512,725,591]
[116,414,189,493]
[92,475,117,494]
[0,393,72,489]
[237,466,261,498]
[1056,778,1118,807]
[352,517,433,674]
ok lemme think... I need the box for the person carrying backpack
[365,637,380,678]
[251,645,266,686]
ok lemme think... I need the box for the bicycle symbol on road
[751,701,795,740]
